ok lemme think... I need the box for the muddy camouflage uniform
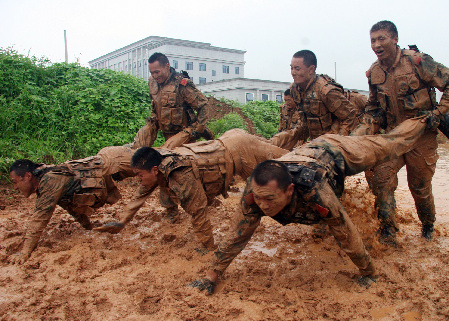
[121,129,288,249]
[211,117,428,277]
[22,147,136,256]
[132,68,210,150]
[269,76,358,150]
[358,47,449,233]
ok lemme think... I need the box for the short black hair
[10,159,40,177]
[131,147,163,171]
[251,160,292,191]
[148,52,170,66]
[370,20,398,38]
[284,89,291,96]
[293,50,317,68]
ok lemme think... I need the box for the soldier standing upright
[354,20,449,244]
[268,50,359,150]
[132,52,213,150]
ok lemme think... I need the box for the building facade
[88,36,246,85]
[197,78,291,104]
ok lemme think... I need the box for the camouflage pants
[306,181,375,275]
[371,130,438,230]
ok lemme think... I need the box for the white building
[88,36,246,85]
[197,78,291,104]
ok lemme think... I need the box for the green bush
[208,112,247,136]
[0,48,151,180]
[241,100,280,138]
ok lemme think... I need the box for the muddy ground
[1,147,449,321]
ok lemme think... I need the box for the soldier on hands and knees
[95,129,289,253]
[191,115,434,294]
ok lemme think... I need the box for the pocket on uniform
[160,107,171,125]
[170,107,185,126]
[73,193,96,206]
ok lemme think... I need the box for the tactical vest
[149,71,191,133]
[291,75,343,139]
[158,140,231,199]
[63,156,107,209]
[368,49,435,127]
[277,145,344,198]
[34,157,107,214]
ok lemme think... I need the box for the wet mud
[1,145,449,320]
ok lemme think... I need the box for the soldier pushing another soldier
[132,52,214,150]
[268,50,359,150]
[353,20,449,244]
[191,115,434,294]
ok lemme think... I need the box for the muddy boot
[378,225,397,246]
[164,207,180,224]
[357,274,378,289]
[422,224,434,241]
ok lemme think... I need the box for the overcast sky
[2,0,448,91]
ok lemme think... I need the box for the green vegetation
[1,48,281,180]
[0,48,151,179]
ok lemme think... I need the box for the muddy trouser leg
[404,133,438,227]
[371,157,404,232]
[168,170,215,250]
[315,182,376,276]
[65,206,93,230]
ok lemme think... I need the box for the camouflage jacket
[148,68,209,134]
[365,47,449,131]
[23,157,107,254]
[290,74,358,138]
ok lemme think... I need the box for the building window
[133,62,136,69]
[235,67,240,74]
[262,94,269,101]
[246,93,254,102]
[173,60,178,69]
[212,70,216,76]
[199,63,206,71]
[222,65,229,74]
[276,94,283,103]
[199,77,206,84]
[186,62,193,70]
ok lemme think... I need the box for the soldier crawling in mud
[8,146,137,264]
[268,50,359,150]
[190,114,438,294]
[353,20,449,244]
[132,52,214,150]
[95,129,288,253]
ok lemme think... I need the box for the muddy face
[251,178,294,217]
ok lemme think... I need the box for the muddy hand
[357,275,378,289]
[93,222,125,234]
[188,278,215,294]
